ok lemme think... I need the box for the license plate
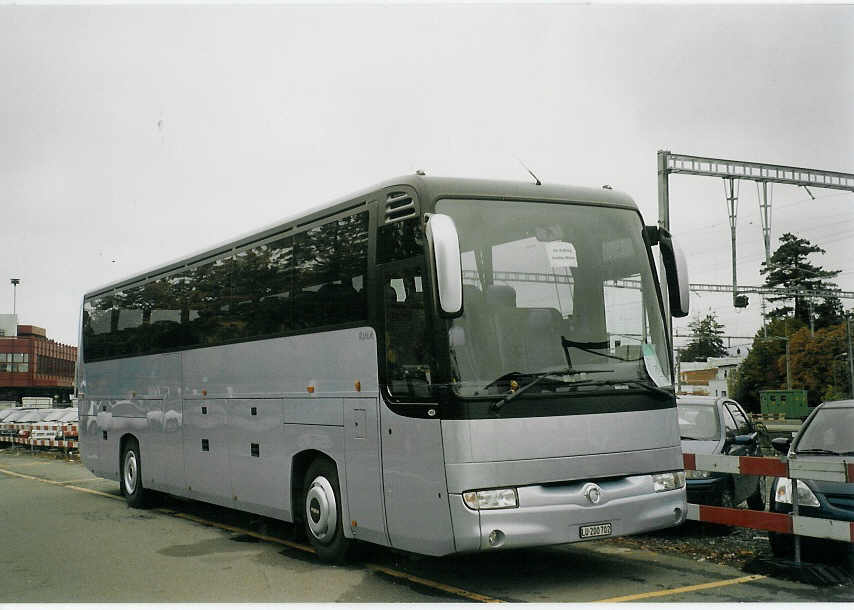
[579,522,612,539]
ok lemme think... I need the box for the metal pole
[808,298,815,337]
[657,150,672,358]
[725,178,739,306]
[761,296,768,338]
[758,181,773,267]
[10,278,20,315]
[792,475,802,565]
[847,316,854,400]
[786,340,791,390]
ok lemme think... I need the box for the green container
[759,389,810,419]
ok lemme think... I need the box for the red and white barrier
[683,453,854,484]
[686,504,854,543]
[683,453,853,543]
[0,434,77,449]
[9,423,78,436]
[27,438,78,449]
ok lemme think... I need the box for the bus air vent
[385,191,416,224]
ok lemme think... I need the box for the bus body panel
[443,409,681,462]
[444,445,682,494]
[344,396,389,547]
[158,400,184,495]
[448,481,685,551]
[182,397,232,505]
[440,409,685,551]
[228,398,289,519]
[282,423,348,525]
[176,330,380,398]
[78,414,99,471]
[379,403,455,556]
[80,352,180,485]
[79,328,384,538]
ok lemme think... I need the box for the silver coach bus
[78,175,691,563]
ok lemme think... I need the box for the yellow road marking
[64,484,122,500]
[364,563,504,603]
[158,513,503,602]
[0,464,500,602]
[0,460,43,467]
[0,466,121,500]
[158,509,315,554]
[56,477,102,484]
[594,574,767,602]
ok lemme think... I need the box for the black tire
[718,483,735,509]
[303,458,350,564]
[769,531,794,558]
[120,438,148,509]
[747,477,766,511]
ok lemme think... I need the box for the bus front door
[379,265,454,556]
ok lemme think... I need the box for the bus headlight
[652,471,686,492]
[774,478,820,508]
[463,488,519,510]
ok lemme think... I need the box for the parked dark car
[677,396,765,509]
[768,400,854,558]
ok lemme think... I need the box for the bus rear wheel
[303,458,350,564]
[120,438,148,509]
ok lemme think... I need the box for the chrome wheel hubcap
[124,450,138,495]
[305,475,337,542]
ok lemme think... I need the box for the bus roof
[83,174,638,299]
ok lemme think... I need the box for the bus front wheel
[303,458,350,563]
[120,438,148,508]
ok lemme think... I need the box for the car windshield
[436,198,670,397]
[795,406,854,455]
[677,403,721,440]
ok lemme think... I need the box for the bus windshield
[435,198,671,398]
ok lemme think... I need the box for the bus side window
[383,268,432,400]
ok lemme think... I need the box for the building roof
[681,369,718,385]
[680,356,745,372]
[17,325,46,338]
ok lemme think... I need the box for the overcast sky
[2,2,853,349]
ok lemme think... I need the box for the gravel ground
[614,521,773,570]
[615,507,854,583]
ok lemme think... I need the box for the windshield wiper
[483,372,526,390]
[490,368,613,412]
[563,378,673,399]
[488,371,674,412]
[619,379,676,399]
[796,448,842,456]
[561,336,643,362]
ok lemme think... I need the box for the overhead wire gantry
[657,151,854,313]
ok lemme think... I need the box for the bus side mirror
[658,228,690,318]
[425,213,463,317]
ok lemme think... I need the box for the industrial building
[0,314,77,404]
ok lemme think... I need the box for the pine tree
[678,311,728,362]
[760,233,842,330]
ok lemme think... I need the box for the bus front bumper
[448,474,686,553]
